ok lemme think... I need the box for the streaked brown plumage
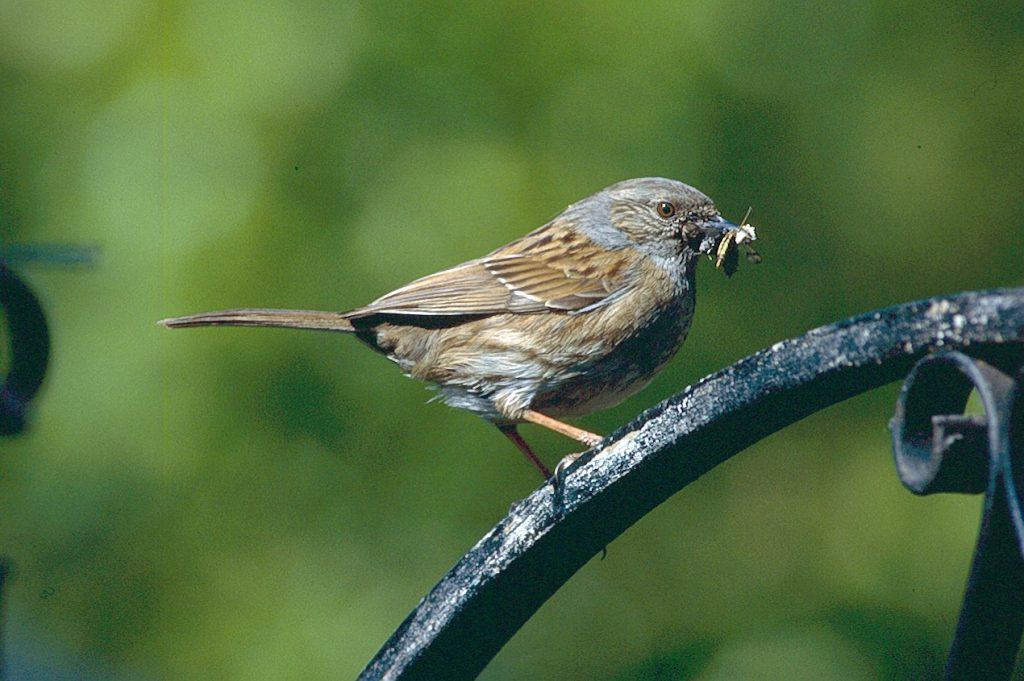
[161,177,749,480]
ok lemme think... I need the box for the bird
[160,177,752,481]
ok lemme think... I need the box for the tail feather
[158,308,354,332]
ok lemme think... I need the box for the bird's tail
[158,308,354,332]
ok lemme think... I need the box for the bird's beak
[701,215,739,236]
[695,215,738,254]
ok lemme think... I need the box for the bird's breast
[529,270,696,416]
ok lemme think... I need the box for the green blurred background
[2,1,1022,678]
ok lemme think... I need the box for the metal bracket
[891,351,1024,679]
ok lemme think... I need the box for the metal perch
[360,288,1024,680]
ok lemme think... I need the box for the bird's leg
[498,425,552,480]
[521,410,603,447]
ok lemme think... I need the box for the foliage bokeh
[2,1,1023,678]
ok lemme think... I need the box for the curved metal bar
[0,263,54,674]
[1008,366,1024,547]
[891,352,1023,679]
[0,263,50,435]
[891,352,1010,496]
[361,288,1024,681]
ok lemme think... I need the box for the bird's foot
[553,452,584,488]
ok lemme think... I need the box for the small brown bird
[161,178,753,480]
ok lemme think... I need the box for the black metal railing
[0,246,96,436]
[0,263,50,436]
[891,351,1024,678]
[361,288,1024,680]
[0,261,52,678]
[1,273,1021,679]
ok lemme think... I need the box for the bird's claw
[552,452,583,488]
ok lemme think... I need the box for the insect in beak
[710,208,761,277]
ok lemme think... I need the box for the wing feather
[344,220,637,323]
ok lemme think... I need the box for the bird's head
[592,177,744,261]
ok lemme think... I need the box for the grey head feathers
[566,177,719,277]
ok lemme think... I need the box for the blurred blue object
[0,243,99,268]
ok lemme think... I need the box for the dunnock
[161,178,754,480]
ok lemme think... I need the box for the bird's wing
[345,220,636,323]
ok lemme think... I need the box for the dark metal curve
[361,288,1024,681]
[0,263,50,435]
[890,352,1024,678]
[1008,366,1024,545]
[891,352,1009,496]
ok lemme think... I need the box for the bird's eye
[656,201,676,218]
